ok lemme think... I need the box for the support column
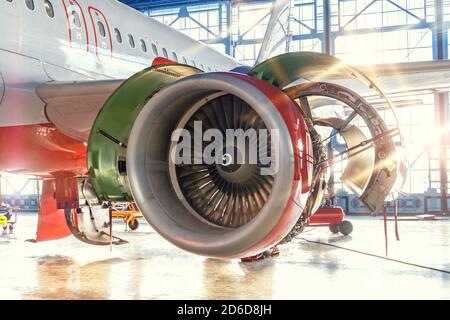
[433,0,449,215]
[323,0,332,55]
[323,0,335,204]
[224,0,233,56]
[433,0,448,61]
[436,92,449,215]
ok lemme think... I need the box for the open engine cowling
[126,72,312,258]
[85,52,405,257]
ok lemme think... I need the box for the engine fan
[170,93,274,229]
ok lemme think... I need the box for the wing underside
[37,80,123,142]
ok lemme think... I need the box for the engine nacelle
[126,72,312,258]
[86,53,405,258]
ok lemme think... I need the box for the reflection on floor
[0,214,449,299]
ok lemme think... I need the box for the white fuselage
[0,0,239,127]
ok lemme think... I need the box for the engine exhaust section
[82,52,404,258]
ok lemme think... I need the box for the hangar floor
[0,214,449,300]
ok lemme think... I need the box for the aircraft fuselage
[0,0,238,176]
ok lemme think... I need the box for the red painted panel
[309,207,345,225]
[152,57,177,66]
[0,124,87,177]
[34,180,72,242]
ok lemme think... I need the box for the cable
[298,237,450,275]
[301,227,318,234]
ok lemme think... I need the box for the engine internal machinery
[82,52,404,258]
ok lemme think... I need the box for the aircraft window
[200,64,205,71]
[25,0,34,10]
[114,28,122,43]
[44,0,54,18]
[207,66,212,72]
[140,39,147,53]
[71,10,81,29]
[97,21,106,37]
[172,52,179,62]
[128,34,135,48]
[151,43,158,56]
[182,56,187,65]
[162,48,168,58]
[191,60,196,67]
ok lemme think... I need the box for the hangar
[0,0,449,300]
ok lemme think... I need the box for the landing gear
[241,246,280,262]
[128,219,139,231]
[329,221,353,235]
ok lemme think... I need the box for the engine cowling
[126,72,312,258]
[84,52,405,258]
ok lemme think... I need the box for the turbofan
[67,52,403,259]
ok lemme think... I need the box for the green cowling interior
[249,52,358,89]
[87,64,201,201]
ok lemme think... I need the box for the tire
[128,219,139,231]
[339,220,353,236]
[329,224,339,234]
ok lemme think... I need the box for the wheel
[339,220,353,236]
[329,224,339,234]
[128,219,139,231]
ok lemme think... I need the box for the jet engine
[82,52,404,258]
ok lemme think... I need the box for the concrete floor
[0,214,449,300]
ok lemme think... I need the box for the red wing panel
[34,180,71,242]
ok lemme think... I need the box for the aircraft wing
[323,59,450,111]
[359,59,450,98]
[36,59,450,145]
[37,80,123,142]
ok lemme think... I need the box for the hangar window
[44,0,54,18]
[172,52,178,62]
[71,10,81,29]
[97,21,106,37]
[151,43,158,56]
[162,48,168,59]
[25,0,34,10]
[114,28,122,43]
[140,39,147,53]
[128,34,135,48]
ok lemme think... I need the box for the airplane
[0,0,447,260]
